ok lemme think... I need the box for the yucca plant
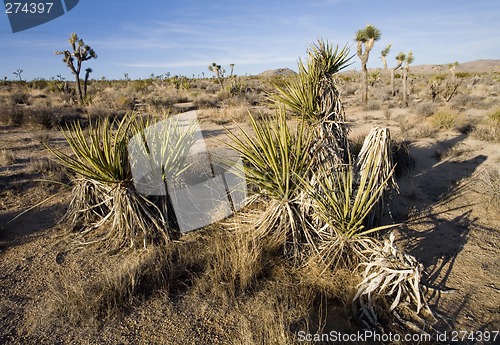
[270,40,353,167]
[226,110,318,260]
[47,114,172,249]
[128,114,198,229]
[301,162,397,271]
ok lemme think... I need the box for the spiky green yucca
[49,115,131,183]
[226,111,318,259]
[270,40,353,167]
[48,113,197,249]
[47,114,170,248]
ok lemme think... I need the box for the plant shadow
[390,131,492,331]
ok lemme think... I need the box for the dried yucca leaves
[354,233,435,329]
[355,127,397,226]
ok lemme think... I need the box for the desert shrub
[114,95,135,110]
[0,149,16,165]
[365,99,381,111]
[473,124,500,143]
[383,106,391,120]
[28,78,50,90]
[414,101,435,117]
[396,115,415,138]
[430,107,465,130]
[472,108,500,142]
[455,71,475,79]
[476,168,500,209]
[488,107,500,122]
[340,83,358,96]
[451,93,486,109]
[2,107,24,126]
[412,122,437,139]
[10,92,31,105]
[392,140,415,177]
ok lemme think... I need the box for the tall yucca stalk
[355,127,397,227]
[226,111,318,260]
[270,40,353,167]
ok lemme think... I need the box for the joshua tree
[13,69,23,82]
[229,63,235,77]
[402,52,414,107]
[208,62,225,89]
[448,61,459,78]
[380,44,391,69]
[355,24,381,105]
[391,52,405,96]
[55,33,97,104]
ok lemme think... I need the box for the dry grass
[44,246,172,325]
[475,168,500,209]
[0,149,16,165]
[472,107,500,142]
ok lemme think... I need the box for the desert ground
[0,59,499,344]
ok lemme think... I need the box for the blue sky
[0,0,498,80]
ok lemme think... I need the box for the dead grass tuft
[45,246,172,325]
[475,168,500,209]
[0,149,16,165]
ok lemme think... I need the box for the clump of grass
[47,246,172,325]
[365,99,381,111]
[414,101,435,117]
[392,140,415,177]
[10,92,30,105]
[476,168,500,209]
[383,106,391,120]
[488,107,500,123]
[0,149,16,165]
[3,107,24,126]
[472,107,500,143]
[430,107,465,130]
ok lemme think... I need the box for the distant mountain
[259,68,297,77]
[410,59,500,74]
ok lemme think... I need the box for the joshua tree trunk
[360,60,368,105]
[402,68,408,107]
[391,69,396,96]
[75,75,83,103]
[84,68,92,100]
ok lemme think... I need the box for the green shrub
[430,107,464,130]
[488,107,500,123]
